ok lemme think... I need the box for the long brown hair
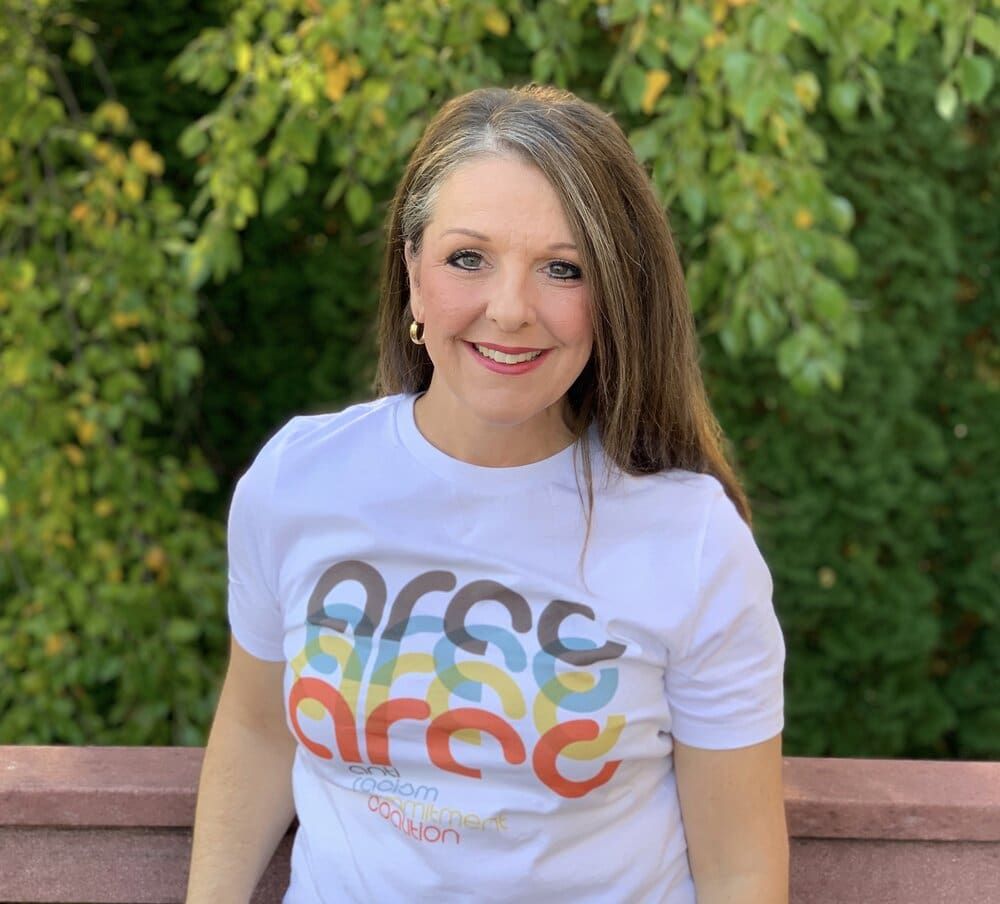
[376,85,750,524]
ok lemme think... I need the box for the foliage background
[1,0,997,757]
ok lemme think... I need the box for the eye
[446,250,484,271]
[546,260,583,281]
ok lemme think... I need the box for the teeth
[475,344,542,365]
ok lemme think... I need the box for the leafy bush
[1,0,996,754]
[0,1,227,744]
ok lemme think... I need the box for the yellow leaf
[107,151,127,178]
[711,0,728,23]
[94,498,115,517]
[483,8,510,36]
[347,54,364,79]
[817,566,837,588]
[5,352,30,386]
[130,140,164,177]
[145,545,167,574]
[320,44,338,69]
[235,41,253,74]
[371,107,387,127]
[123,177,144,202]
[703,30,727,49]
[324,61,351,102]
[70,202,91,222]
[793,73,820,111]
[0,494,8,520]
[63,443,84,468]
[135,342,154,369]
[45,634,66,656]
[794,208,814,229]
[95,101,129,133]
[76,420,98,446]
[641,69,671,115]
[628,19,647,53]
[753,174,776,198]
[112,311,141,330]
[13,261,36,291]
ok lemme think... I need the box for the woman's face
[405,154,594,464]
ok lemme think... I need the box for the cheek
[422,273,483,329]
[548,297,594,344]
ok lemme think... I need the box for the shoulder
[238,394,406,494]
[601,466,737,540]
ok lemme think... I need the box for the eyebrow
[438,228,577,252]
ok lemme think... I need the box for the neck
[412,394,576,467]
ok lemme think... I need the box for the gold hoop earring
[409,320,426,346]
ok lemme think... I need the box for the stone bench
[1,747,998,903]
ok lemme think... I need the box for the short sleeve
[666,490,785,749]
[226,423,295,662]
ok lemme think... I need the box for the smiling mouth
[473,344,543,365]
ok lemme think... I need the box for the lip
[471,341,544,354]
[464,340,550,375]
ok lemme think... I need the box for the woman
[187,85,788,904]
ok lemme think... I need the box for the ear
[404,240,424,322]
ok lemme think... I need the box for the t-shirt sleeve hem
[669,712,784,751]
[230,622,286,663]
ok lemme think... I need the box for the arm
[674,734,789,904]
[186,636,297,904]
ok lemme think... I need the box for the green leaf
[69,33,95,66]
[972,14,1000,56]
[236,184,258,218]
[621,63,647,114]
[680,183,707,225]
[721,50,754,90]
[178,124,208,157]
[829,196,855,232]
[813,279,848,326]
[668,35,700,71]
[517,13,545,51]
[166,619,199,644]
[828,238,859,279]
[828,81,861,122]
[287,164,308,195]
[789,2,830,47]
[935,81,958,120]
[629,125,662,163]
[895,19,921,63]
[323,171,350,208]
[957,56,994,105]
[743,86,772,132]
[749,11,791,54]
[747,308,773,348]
[262,177,289,217]
[345,182,372,224]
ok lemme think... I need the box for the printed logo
[287,559,627,842]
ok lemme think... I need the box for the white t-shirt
[228,394,784,903]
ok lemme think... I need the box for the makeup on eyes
[444,249,583,281]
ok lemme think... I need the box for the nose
[484,269,536,332]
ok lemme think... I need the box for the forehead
[426,155,574,241]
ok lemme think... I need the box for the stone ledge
[783,756,1000,842]
[2,747,999,904]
